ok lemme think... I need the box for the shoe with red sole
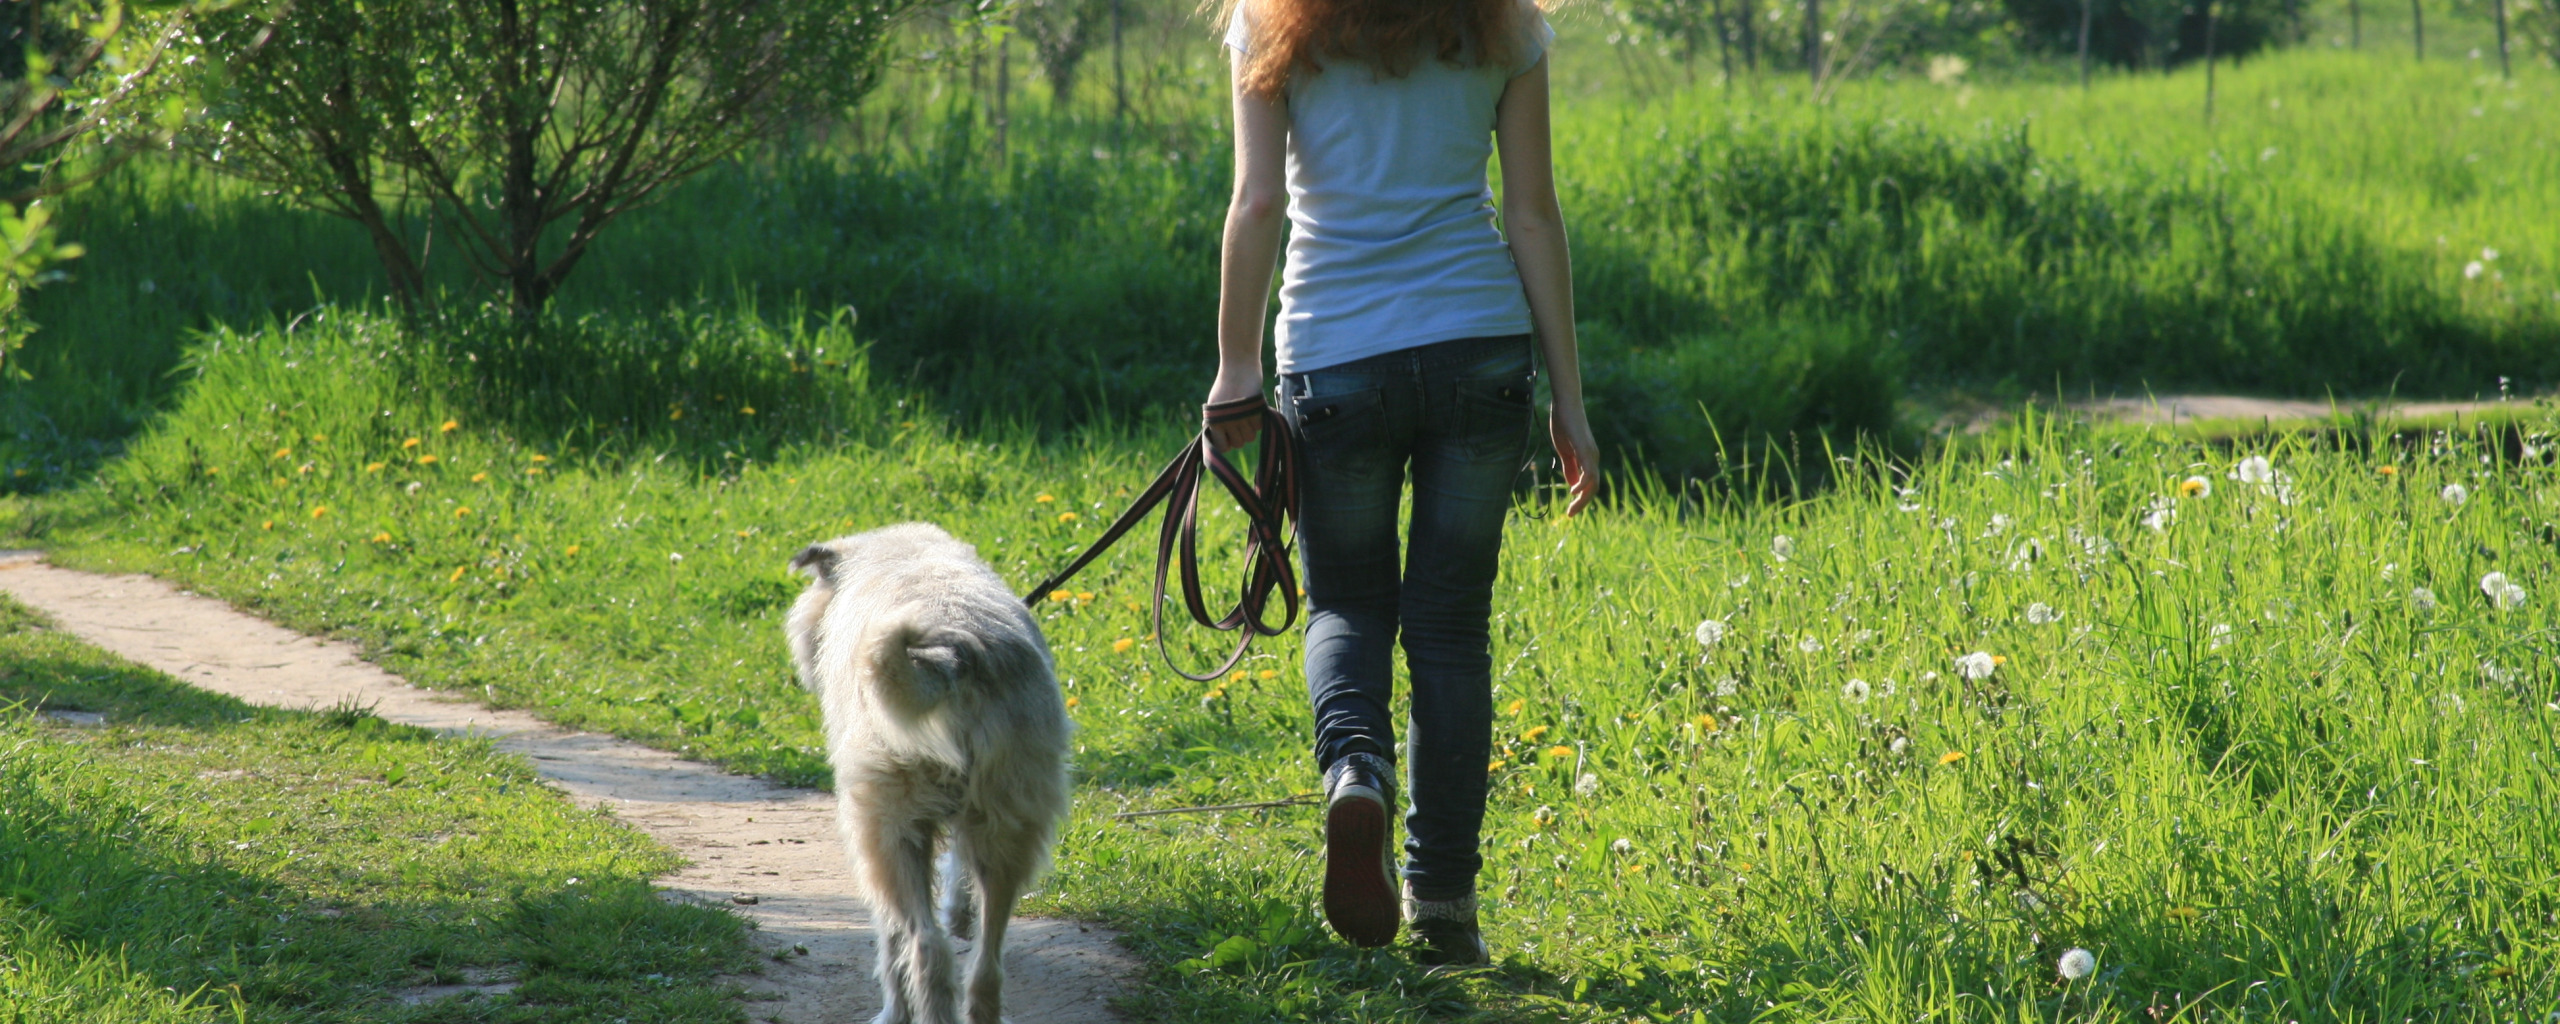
[1321,751,1400,947]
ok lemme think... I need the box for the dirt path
[0,552,1135,1024]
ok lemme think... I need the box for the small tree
[1016,0,1112,105]
[0,0,197,373]
[187,0,926,316]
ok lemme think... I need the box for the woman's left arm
[1205,55,1291,452]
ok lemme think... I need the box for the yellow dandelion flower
[310,506,329,519]
[309,434,326,442]
[1035,493,1056,503]
[1692,714,1721,732]
[565,545,582,557]
[455,506,472,517]
[1058,512,1079,523]
[669,408,684,420]
[295,464,313,475]
[1203,687,1225,701]
[1050,589,1074,603]
[1228,670,1247,684]
[1066,696,1081,708]
[370,532,392,543]
[204,466,220,475]
[448,566,468,582]
[530,453,550,463]
[439,420,460,433]
[1992,654,2008,666]
[1077,591,1094,601]
[527,467,544,476]
[417,454,440,465]
[471,472,489,483]
[272,447,291,459]
[1111,637,1135,653]
[261,519,274,531]
[1938,750,1966,765]
[364,462,387,473]
[401,437,421,449]
[2165,905,2201,922]
[1520,724,1551,743]
[2179,476,2208,497]
[2376,465,2399,476]
[1124,599,1143,612]
[1258,669,1278,680]
[741,406,756,416]
[1504,698,1526,716]
[1732,862,1753,872]
[1487,759,1506,771]
[1624,862,1645,875]
[1546,744,1573,759]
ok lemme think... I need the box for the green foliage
[0,596,757,1023]
[182,0,929,312]
[21,305,2560,1020]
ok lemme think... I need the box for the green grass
[14,309,2559,1020]
[5,45,2553,488]
[0,595,760,1023]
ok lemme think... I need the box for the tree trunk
[2493,0,2510,76]
[2411,0,2423,60]
[2349,0,2360,48]
[994,33,1010,164]
[1712,0,1735,85]
[2077,0,2093,87]
[1804,0,1822,85]
[2203,0,2219,122]
[1112,0,1126,125]
[1737,0,1757,71]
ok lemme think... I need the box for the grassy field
[0,595,759,1023]
[2,24,2557,1024]
[10,306,2557,1020]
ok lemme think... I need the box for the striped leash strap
[1020,396,1301,683]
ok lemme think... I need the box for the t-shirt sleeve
[1512,0,1554,76]
[1224,0,1254,54]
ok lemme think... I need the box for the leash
[1021,395,1301,683]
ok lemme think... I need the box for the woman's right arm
[1495,57,1599,517]
[1205,51,1292,452]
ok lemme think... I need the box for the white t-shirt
[1225,1,1553,374]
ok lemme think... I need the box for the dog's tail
[870,614,983,713]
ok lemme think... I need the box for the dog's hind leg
[849,808,961,1024]
[957,821,1042,1024]
[939,844,979,942]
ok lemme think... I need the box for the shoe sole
[1322,790,1398,947]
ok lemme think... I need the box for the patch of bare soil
[0,552,1134,1024]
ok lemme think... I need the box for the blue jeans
[1280,333,1533,901]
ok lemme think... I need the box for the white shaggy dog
[786,523,1071,1024]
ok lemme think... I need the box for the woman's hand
[1204,365,1265,452]
[1549,400,1599,517]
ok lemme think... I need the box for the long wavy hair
[1219,0,1530,98]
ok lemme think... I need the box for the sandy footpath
[0,551,1134,1024]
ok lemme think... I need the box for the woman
[1203,0,1600,965]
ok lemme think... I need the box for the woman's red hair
[1222,0,1530,97]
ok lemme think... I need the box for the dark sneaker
[1321,751,1400,947]
[1404,886,1489,970]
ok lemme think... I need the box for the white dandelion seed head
[1889,736,1911,755]
[2026,602,2061,625]
[668,552,685,563]
[2233,455,2274,485]
[2465,260,2487,280]
[1610,837,1635,856]
[2381,562,2398,580]
[1852,628,1876,646]
[2141,497,2176,532]
[2442,483,2470,506]
[1842,678,1871,703]
[403,481,425,495]
[1798,636,1826,653]
[1574,773,1601,798]
[1880,678,1899,697]
[2478,663,2513,687]
[1728,574,1753,589]
[1984,514,2013,537]
[1694,618,1729,648]
[2482,571,2528,611]
[2483,247,2500,262]
[1712,676,1739,697]
[2058,947,2097,980]
[2411,586,2438,612]
[1918,671,1940,685]
[2007,538,2047,571]
[1772,535,1796,561]
[2209,622,2232,650]
[1956,652,1997,680]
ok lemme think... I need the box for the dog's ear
[789,543,839,580]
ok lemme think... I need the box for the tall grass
[6,46,2553,488]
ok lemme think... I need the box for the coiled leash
[1020,395,1301,683]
